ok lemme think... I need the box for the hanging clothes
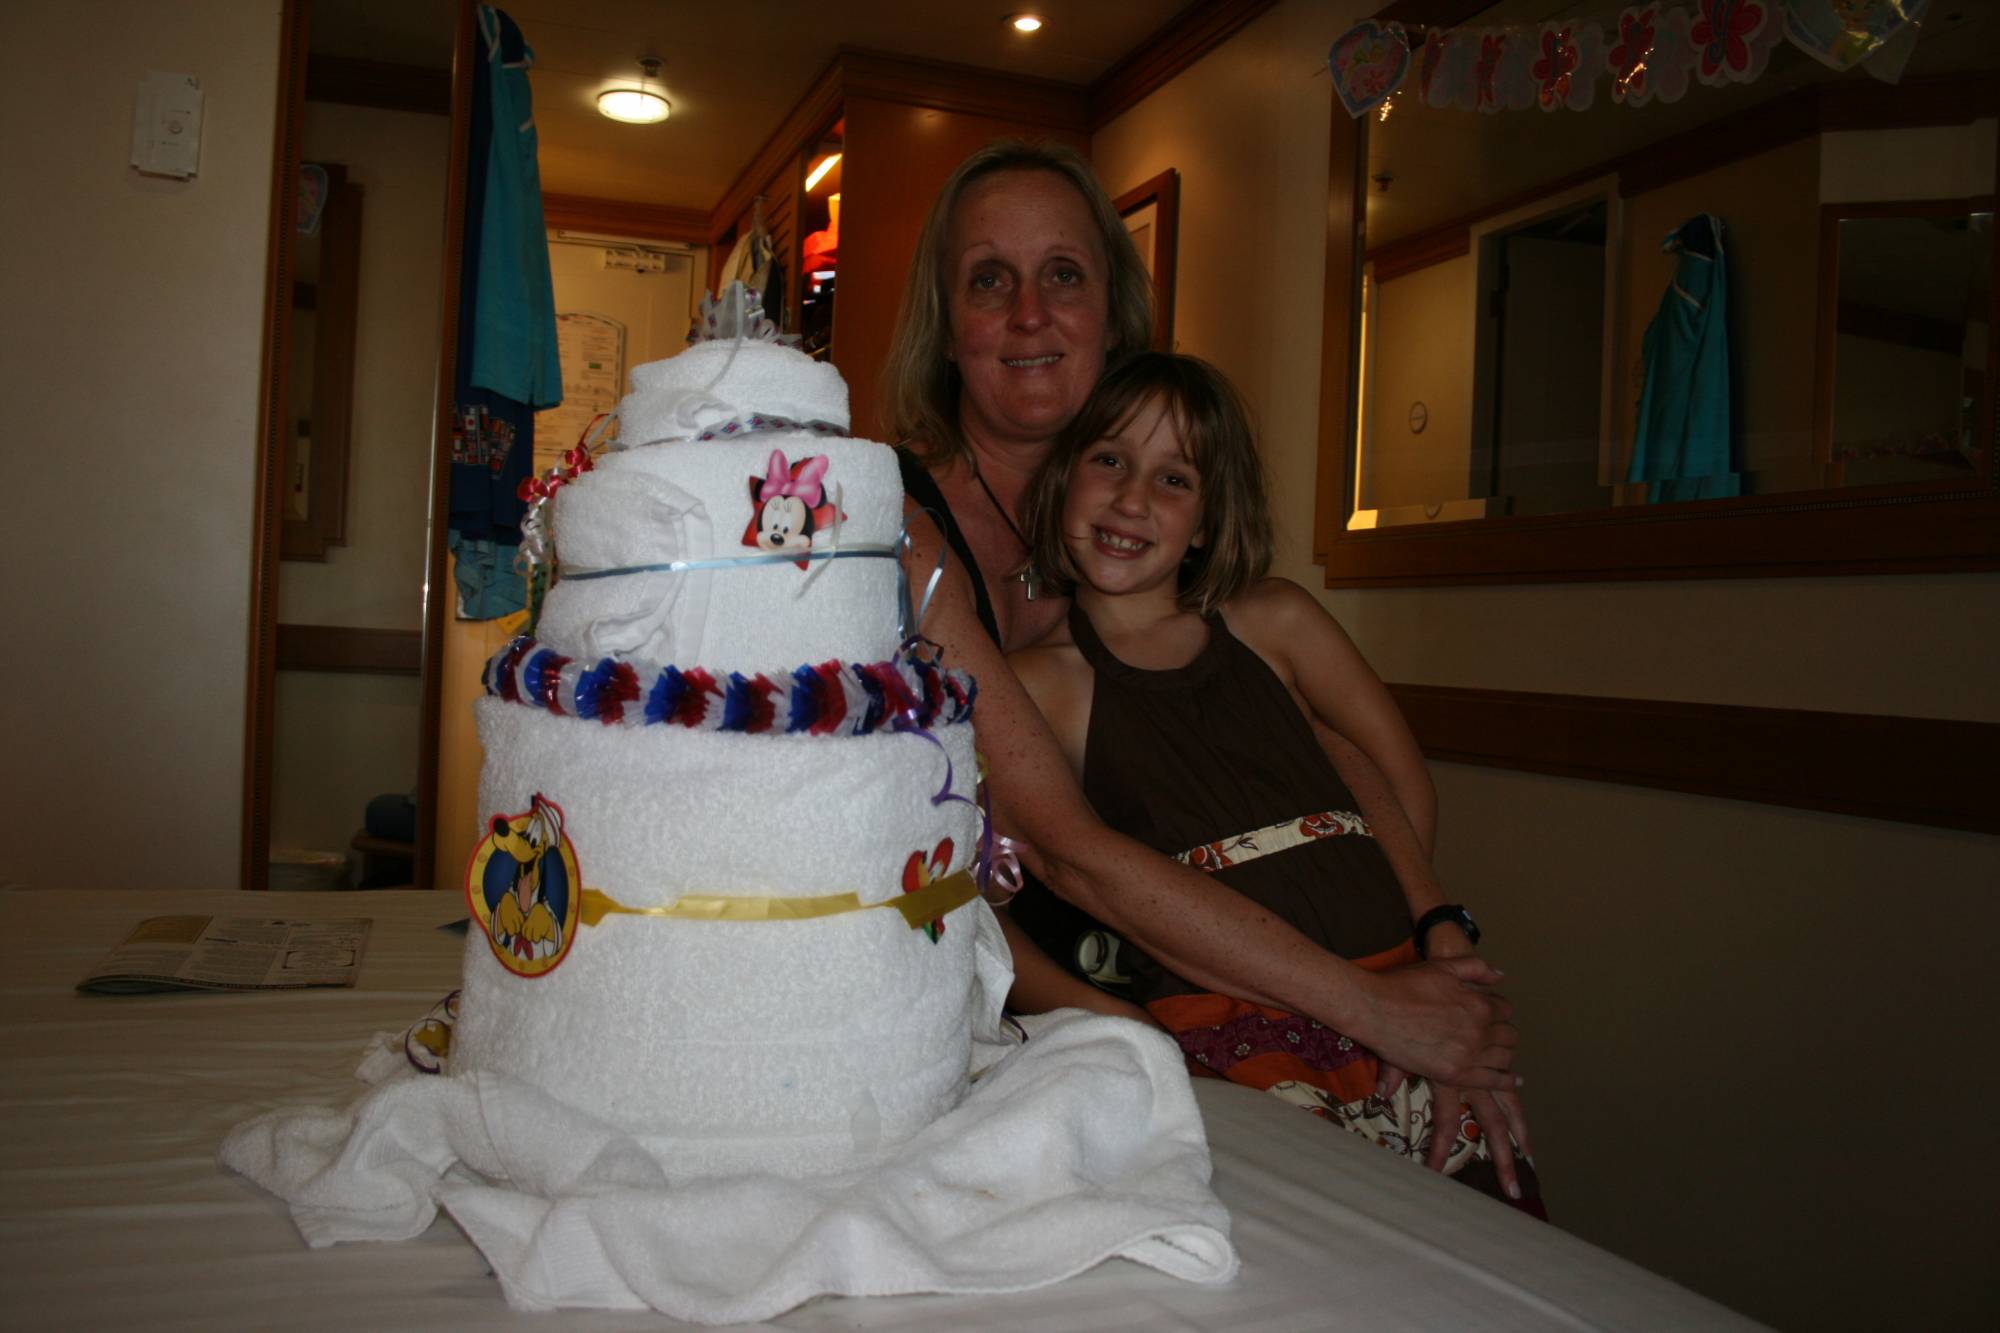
[1627,214,1740,503]
[447,5,559,614]
[469,4,561,408]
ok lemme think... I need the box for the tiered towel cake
[220,287,1237,1323]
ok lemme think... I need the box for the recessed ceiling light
[599,56,670,124]
[1008,14,1044,33]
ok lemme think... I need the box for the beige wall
[1093,2,2000,1327]
[3,0,281,890]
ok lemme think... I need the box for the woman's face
[945,169,1113,454]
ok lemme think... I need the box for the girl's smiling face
[945,169,1113,451]
[1060,394,1205,601]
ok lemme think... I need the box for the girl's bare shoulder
[1221,577,1325,639]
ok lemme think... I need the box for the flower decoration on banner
[1427,28,1481,110]
[1326,0,1926,118]
[1474,30,1509,112]
[1609,5,1660,102]
[1691,0,1783,86]
[1783,0,1928,70]
[1327,20,1410,118]
[1416,27,1449,106]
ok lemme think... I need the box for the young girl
[1006,352,1536,1209]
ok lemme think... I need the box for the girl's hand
[1427,1082,1533,1201]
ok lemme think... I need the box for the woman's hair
[879,141,1155,466]
[1021,352,1272,616]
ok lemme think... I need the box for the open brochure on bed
[77,914,372,994]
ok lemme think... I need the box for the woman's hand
[1351,956,1518,1091]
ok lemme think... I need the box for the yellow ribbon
[579,869,978,933]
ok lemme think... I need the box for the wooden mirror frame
[1312,13,2000,588]
[1114,168,1180,351]
[242,0,473,890]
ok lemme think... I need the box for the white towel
[220,1010,1236,1323]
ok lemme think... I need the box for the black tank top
[1071,602,1412,1004]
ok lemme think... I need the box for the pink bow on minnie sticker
[743,449,843,566]
[761,448,828,506]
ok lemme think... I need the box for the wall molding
[305,56,450,116]
[275,624,423,675]
[1388,684,1999,835]
[1088,0,1280,129]
[543,193,709,244]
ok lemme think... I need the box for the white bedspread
[6,889,1762,1331]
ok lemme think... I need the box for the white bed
[7,889,1760,1330]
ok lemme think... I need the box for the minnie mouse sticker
[465,793,582,978]
[744,448,842,568]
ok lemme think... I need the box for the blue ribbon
[562,544,899,582]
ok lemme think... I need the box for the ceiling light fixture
[805,153,842,192]
[598,56,669,124]
[1008,14,1044,33]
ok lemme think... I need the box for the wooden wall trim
[1370,223,1469,284]
[1388,684,2000,835]
[305,55,450,116]
[1087,0,1279,129]
[1313,102,1366,563]
[416,0,479,893]
[245,0,310,891]
[275,624,423,674]
[840,48,1088,130]
[542,193,709,244]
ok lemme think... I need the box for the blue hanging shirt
[470,5,562,409]
[1628,214,1740,502]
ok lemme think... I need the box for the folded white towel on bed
[220,1010,1237,1323]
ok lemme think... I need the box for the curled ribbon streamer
[984,833,1026,906]
[896,506,949,646]
[579,869,977,933]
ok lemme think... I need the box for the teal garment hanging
[1628,214,1739,502]
[470,5,562,409]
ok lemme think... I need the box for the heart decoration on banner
[1783,0,1930,71]
[1328,20,1411,118]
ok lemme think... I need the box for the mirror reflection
[267,0,455,889]
[1825,207,1991,486]
[1352,2,1998,528]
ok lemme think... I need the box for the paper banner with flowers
[1328,0,1931,118]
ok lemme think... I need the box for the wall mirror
[1316,1,2000,585]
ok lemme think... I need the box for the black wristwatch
[1412,904,1480,959]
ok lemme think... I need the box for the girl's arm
[910,509,1518,1091]
[995,911,1155,1024]
[1229,579,1436,855]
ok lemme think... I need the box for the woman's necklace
[971,464,1039,601]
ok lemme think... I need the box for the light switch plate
[131,71,203,179]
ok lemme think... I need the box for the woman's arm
[1310,719,1530,1192]
[909,509,1518,1090]
[1231,579,1437,855]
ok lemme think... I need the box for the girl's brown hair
[878,141,1155,465]
[1021,352,1272,616]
